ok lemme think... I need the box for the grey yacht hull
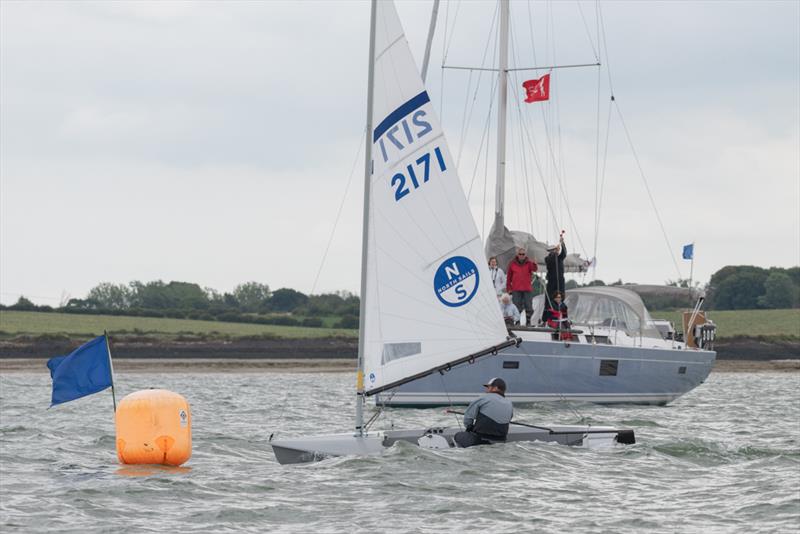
[375,336,716,407]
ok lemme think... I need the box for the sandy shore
[1,358,798,374]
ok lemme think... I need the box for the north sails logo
[433,256,479,307]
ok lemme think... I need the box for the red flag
[522,74,550,103]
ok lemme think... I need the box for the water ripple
[1,371,798,532]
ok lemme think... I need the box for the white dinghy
[269,0,633,465]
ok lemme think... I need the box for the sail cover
[363,1,509,395]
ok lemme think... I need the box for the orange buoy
[115,389,191,466]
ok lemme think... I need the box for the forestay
[363,1,509,395]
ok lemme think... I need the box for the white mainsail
[363,1,509,395]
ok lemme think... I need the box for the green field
[0,311,357,339]
[1,309,797,341]
[650,308,800,340]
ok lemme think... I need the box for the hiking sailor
[454,378,514,448]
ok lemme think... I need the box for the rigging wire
[508,23,535,234]
[576,0,600,62]
[310,128,366,295]
[592,97,614,279]
[596,1,683,279]
[466,75,499,200]
[454,1,499,169]
[482,100,492,240]
[614,103,684,280]
[592,0,603,278]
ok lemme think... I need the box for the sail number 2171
[392,147,447,202]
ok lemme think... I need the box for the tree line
[3,281,360,329]
[2,265,797,326]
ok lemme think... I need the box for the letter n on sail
[445,263,460,280]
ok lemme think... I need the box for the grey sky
[1,0,798,306]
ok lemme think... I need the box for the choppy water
[1,370,799,533]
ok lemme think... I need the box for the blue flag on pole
[682,243,694,260]
[47,335,113,407]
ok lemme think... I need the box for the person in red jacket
[506,246,538,326]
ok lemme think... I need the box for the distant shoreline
[2,335,798,361]
[1,358,797,374]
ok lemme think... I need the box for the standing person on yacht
[544,235,567,298]
[506,247,537,326]
[488,256,506,298]
[454,378,513,448]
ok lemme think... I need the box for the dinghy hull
[270,424,633,465]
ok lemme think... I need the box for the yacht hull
[375,337,716,407]
[270,424,632,465]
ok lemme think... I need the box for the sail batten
[363,1,509,393]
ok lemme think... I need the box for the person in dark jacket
[544,237,567,297]
[506,247,538,326]
[541,237,567,324]
[542,291,573,341]
[454,378,514,448]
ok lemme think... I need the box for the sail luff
[355,0,378,435]
[363,0,510,394]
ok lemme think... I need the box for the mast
[421,0,440,82]
[494,0,510,225]
[355,0,378,436]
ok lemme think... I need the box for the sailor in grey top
[454,377,514,448]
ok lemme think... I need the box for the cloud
[1,0,798,305]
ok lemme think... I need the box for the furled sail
[363,1,509,395]
[486,214,592,275]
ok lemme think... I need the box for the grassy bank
[650,308,799,340]
[0,310,357,340]
[1,309,797,342]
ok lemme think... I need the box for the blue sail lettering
[455,284,467,300]
[379,138,388,163]
[412,110,432,138]
[386,125,404,150]
[401,120,414,144]
[445,263,460,280]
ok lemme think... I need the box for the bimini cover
[533,286,661,338]
[363,1,509,395]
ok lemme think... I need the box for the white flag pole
[104,330,117,413]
